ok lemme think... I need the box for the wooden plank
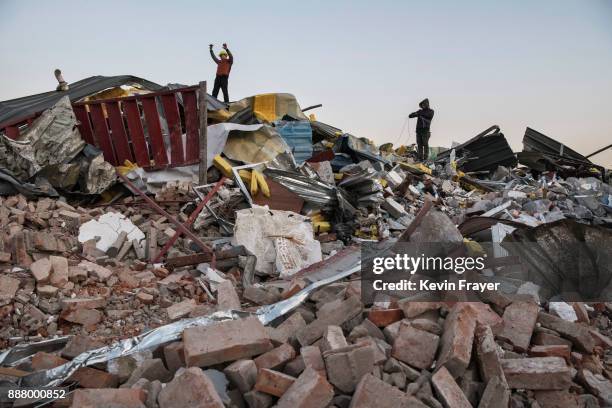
[141,97,168,167]
[161,93,185,166]
[106,101,133,164]
[89,103,117,165]
[198,81,208,183]
[72,105,95,145]
[182,90,199,162]
[123,100,150,167]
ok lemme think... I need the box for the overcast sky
[1,0,611,166]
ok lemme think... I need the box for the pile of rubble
[0,87,611,407]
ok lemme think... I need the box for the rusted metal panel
[182,90,200,163]
[105,101,133,164]
[141,97,168,167]
[153,176,227,263]
[123,100,150,167]
[165,246,247,268]
[116,171,212,254]
[89,103,117,165]
[72,105,95,145]
[161,93,185,166]
[252,178,304,213]
[4,125,20,139]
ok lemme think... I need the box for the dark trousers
[416,131,430,161]
[212,75,229,103]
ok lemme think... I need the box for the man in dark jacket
[409,98,434,161]
[209,43,233,103]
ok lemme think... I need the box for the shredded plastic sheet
[232,205,322,278]
[1,260,360,390]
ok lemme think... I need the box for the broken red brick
[163,341,185,373]
[254,343,296,370]
[391,322,439,370]
[538,312,596,353]
[224,359,258,393]
[71,388,146,408]
[216,280,241,310]
[295,295,362,346]
[49,255,69,288]
[268,312,307,345]
[276,367,334,408]
[0,275,19,304]
[61,296,107,310]
[479,376,510,408]
[497,302,539,352]
[183,316,273,367]
[367,308,404,327]
[166,298,196,320]
[61,308,102,327]
[30,257,51,283]
[437,303,476,378]
[502,357,571,390]
[300,346,326,378]
[534,390,580,408]
[397,300,440,318]
[529,345,571,362]
[157,367,224,408]
[254,368,296,397]
[431,366,472,408]
[324,343,375,393]
[320,325,348,353]
[351,373,427,408]
[475,323,506,384]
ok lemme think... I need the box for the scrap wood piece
[165,245,248,268]
[398,199,433,242]
[153,176,226,263]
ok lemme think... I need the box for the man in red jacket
[209,43,234,103]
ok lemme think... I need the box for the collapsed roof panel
[522,127,590,162]
[436,125,517,172]
[0,75,163,126]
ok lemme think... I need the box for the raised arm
[209,46,220,64]
[226,47,234,64]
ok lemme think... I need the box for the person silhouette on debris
[409,98,434,161]
[209,43,233,103]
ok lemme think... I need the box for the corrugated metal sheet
[0,76,226,127]
[274,120,313,164]
[311,120,342,143]
[522,127,590,162]
[436,125,517,172]
[0,75,162,126]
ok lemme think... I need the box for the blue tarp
[274,120,313,164]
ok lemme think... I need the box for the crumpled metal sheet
[0,96,85,181]
[503,219,612,300]
[5,260,360,389]
[264,167,341,209]
[0,336,70,368]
